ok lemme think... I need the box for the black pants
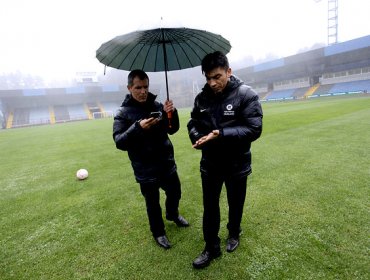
[139,172,181,238]
[201,172,247,250]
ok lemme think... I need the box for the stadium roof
[235,35,370,84]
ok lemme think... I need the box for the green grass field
[1,95,369,279]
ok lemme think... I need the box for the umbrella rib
[99,34,131,66]
[166,42,182,69]
[136,30,163,71]
[134,29,162,72]
[201,29,231,48]
[119,43,147,70]
[152,31,162,72]
[105,40,135,68]
[164,29,199,70]
[172,30,198,69]
[175,29,231,69]
[141,39,156,71]
[189,30,230,54]
[175,34,209,68]
[102,31,148,69]
[175,42,199,69]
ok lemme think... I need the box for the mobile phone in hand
[149,111,162,119]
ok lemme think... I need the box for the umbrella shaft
[161,28,170,100]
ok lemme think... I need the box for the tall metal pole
[327,0,338,45]
[314,0,338,45]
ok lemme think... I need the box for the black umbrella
[96,27,232,101]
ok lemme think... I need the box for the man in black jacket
[113,69,189,249]
[187,52,263,268]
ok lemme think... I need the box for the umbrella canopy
[96,27,231,99]
[96,27,231,72]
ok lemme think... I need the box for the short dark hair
[201,51,229,74]
[127,69,149,87]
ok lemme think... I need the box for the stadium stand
[54,105,70,122]
[29,107,50,125]
[328,79,370,94]
[265,89,296,100]
[100,101,121,114]
[292,87,310,98]
[67,104,89,121]
[1,35,369,128]
[311,84,334,96]
[235,35,370,101]
[12,108,30,127]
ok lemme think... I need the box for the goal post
[92,111,114,119]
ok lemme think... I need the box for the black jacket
[113,92,179,183]
[187,75,263,177]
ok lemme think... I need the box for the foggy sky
[0,0,369,84]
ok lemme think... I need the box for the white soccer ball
[76,169,88,180]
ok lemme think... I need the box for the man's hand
[139,117,160,130]
[192,130,220,148]
[163,100,175,113]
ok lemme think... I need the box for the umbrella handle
[167,111,172,128]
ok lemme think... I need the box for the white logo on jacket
[224,104,234,116]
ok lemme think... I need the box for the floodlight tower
[327,0,338,45]
[314,0,338,45]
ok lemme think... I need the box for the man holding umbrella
[188,51,263,268]
[113,69,189,249]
